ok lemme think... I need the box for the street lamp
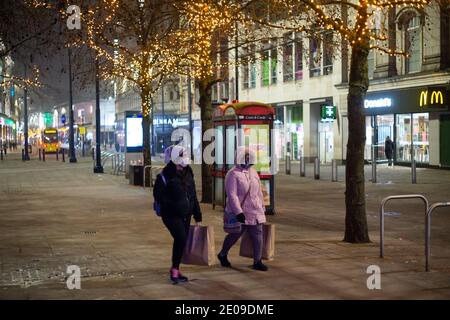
[23,58,30,161]
[68,47,77,163]
[93,55,103,173]
[187,75,193,160]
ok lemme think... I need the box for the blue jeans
[220,224,263,264]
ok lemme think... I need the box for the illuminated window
[261,41,277,86]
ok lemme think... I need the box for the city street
[1,150,450,299]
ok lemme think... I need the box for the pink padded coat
[224,165,266,225]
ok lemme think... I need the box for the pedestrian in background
[153,145,202,283]
[218,146,268,271]
[385,136,394,166]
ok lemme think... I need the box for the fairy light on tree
[55,0,184,169]
[172,0,263,203]
[251,0,433,243]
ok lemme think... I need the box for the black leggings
[162,215,191,269]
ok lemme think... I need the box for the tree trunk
[344,42,371,243]
[198,79,213,204]
[141,90,152,186]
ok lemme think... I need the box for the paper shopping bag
[239,223,275,261]
[181,225,216,266]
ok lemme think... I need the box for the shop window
[376,115,394,161]
[396,113,429,163]
[413,113,429,163]
[396,114,412,162]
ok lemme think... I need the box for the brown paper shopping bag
[181,225,216,266]
[239,223,275,261]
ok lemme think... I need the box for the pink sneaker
[169,268,188,283]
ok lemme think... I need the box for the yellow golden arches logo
[431,91,444,105]
[419,91,428,107]
[420,89,445,107]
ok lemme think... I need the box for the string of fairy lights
[26,0,435,102]
[266,0,431,58]
[0,66,42,90]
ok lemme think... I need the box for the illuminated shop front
[273,101,303,160]
[0,114,17,144]
[364,86,448,166]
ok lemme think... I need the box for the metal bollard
[39,148,42,161]
[332,159,338,182]
[314,157,320,180]
[0,148,3,160]
[412,160,417,184]
[62,149,65,162]
[300,157,305,177]
[42,149,46,162]
[22,149,25,161]
[285,155,291,175]
[56,149,59,161]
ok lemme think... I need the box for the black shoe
[218,253,231,267]
[253,261,268,271]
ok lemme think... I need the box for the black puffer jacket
[153,161,202,222]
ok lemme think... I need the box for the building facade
[0,53,21,146]
[235,2,450,167]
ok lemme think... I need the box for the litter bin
[129,164,143,186]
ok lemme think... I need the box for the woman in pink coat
[217,146,268,271]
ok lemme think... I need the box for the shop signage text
[419,89,445,107]
[153,117,189,127]
[321,105,337,121]
[364,98,392,109]
[239,115,273,120]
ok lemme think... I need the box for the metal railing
[113,154,125,175]
[100,151,114,167]
[379,194,429,258]
[425,202,450,272]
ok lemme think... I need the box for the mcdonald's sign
[419,88,446,107]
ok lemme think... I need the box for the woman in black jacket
[153,145,202,284]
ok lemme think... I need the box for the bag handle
[239,170,252,209]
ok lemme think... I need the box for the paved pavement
[1,150,450,299]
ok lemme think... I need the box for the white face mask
[178,156,191,168]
